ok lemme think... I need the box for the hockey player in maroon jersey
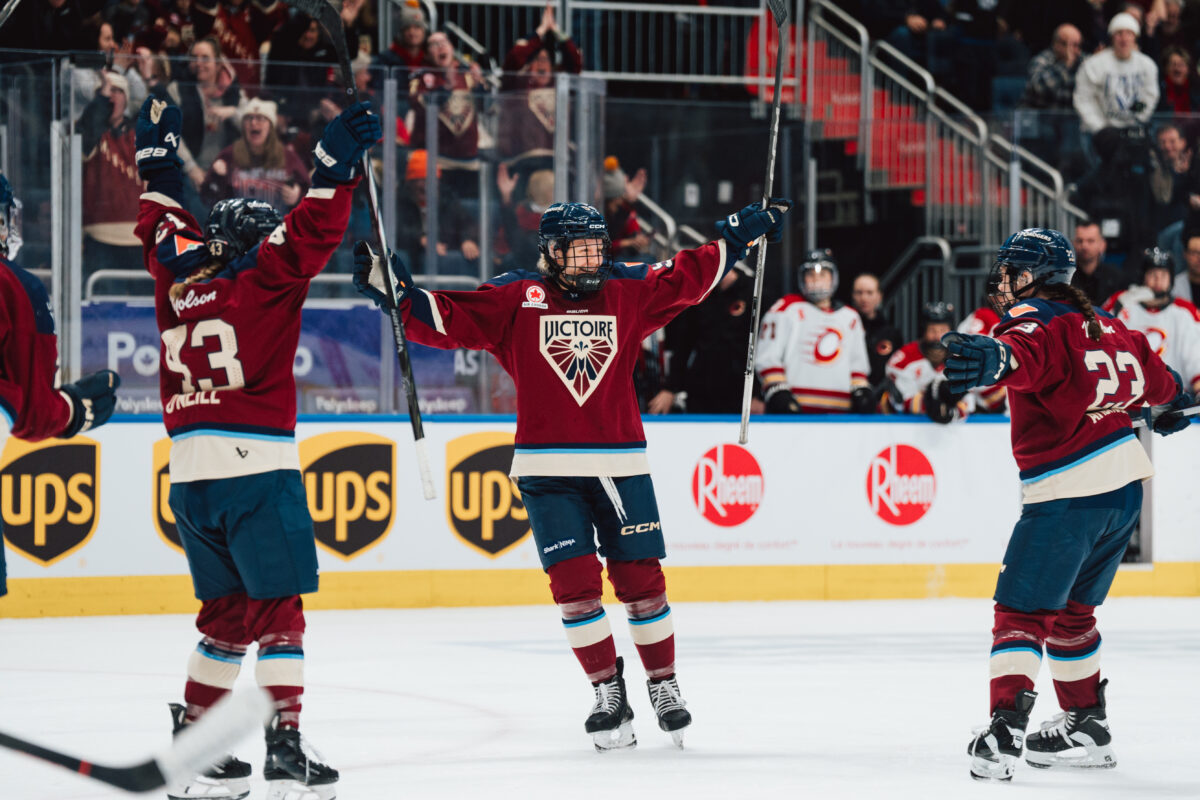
[355,198,791,750]
[0,173,120,599]
[941,228,1193,782]
[134,93,381,800]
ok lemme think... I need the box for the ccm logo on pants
[620,522,661,536]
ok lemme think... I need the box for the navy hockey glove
[135,97,183,177]
[1141,367,1194,436]
[59,370,120,438]
[716,198,792,261]
[941,332,1013,394]
[353,240,413,309]
[313,101,383,184]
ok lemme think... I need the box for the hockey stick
[0,0,21,31]
[287,0,436,500]
[738,0,790,445]
[1131,403,1200,429]
[0,689,272,793]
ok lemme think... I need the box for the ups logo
[152,438,184,553]
[0,436,100,566]
[300,432,394,560]
[446,432,529,558]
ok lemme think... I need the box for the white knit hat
[1108,11,1140,37]
[237,97,278,128]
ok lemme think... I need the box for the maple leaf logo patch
[540,315,618,406]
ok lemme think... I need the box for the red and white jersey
[756,296,869,412]
[957,306,1007,412]
[135,182,356,482]
[1103,292,1200,391]
[884,341,973,420]
[399,242,729,476]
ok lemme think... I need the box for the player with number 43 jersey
[942,228,1191,784]
[134,94,381,800]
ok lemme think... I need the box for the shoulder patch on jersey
[1008,303,1037,317]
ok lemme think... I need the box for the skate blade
[669,728,686,749]
[969,753,1017,782]
[265,779,337,800]
[592,721,637,752]
[167,775,250,799]
[1026,744,1117,770]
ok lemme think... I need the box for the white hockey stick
[1131,403,1200,429]
[739,0,790,445]
[0,689,273,793]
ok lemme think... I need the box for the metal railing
[878,236,952,339]
[807,1,869,148]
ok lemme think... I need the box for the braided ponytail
[1041,283,1103,341]
[168,262,223,303]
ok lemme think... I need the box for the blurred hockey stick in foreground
[0,689,273,793]
[739,0,790,445]
[0,0,20,32]
[286,0,436,500]
[1131,403,1200,429]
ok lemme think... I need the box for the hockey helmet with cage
[205,197,282,264]
[1140,246,1175,276]
[798,248,838,303]
[918,300,955,361]
[987,228,1076,315]
[538,202,613,293]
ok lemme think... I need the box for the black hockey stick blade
[766,0,789,26]
[1131,402,1200,429]
[0,689,273,793]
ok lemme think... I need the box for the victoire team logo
[865,444,936,526]
[445,432,530,557]
[0,437,100,565]
[299,432,395,560]
[540,315,617,406]
[691,444,763,527]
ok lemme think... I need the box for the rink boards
[2,416,1199,617]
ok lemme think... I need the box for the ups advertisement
[152,438,183,553]
[0,436,100,565]
[300,431,395,560]
[445,432,530,558]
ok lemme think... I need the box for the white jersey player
[883,301,975,423]
[757,249,870,413]
[1103,248,1200,393]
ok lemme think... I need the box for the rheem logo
[300,432,395,560]
[152,438,183,553]
[0,437,100,565]
[446,432,529,558]
[691,444,763,527]
[866,444,936,526]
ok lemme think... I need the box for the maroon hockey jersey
[135,182,356,482]
[994,299,1179,503]
[401,241,730,476]
[0,259,72,441]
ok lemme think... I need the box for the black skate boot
[967,690,1036,782]
[263,714,339,800]
[1025,679,1116,770]
[584,656,636,752]
[647,674,691,748]
[166,702,252,800]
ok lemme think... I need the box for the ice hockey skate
[166,703,252,800]
[967,690,1036,781]
[585,656,636,752]
[647,674,691,748]
[1025,679,1117,770]
[263,714,339,800]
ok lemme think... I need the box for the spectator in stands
[1151,122,1197,230]
[854,1,947,66]
[850,272,902,388]
[173,35,243,183]
[881,301,971,424]
[407,31,487,199]
[339,0,375,60]
[1174,230,1200,302]
[601,157,652,261]
[1021,23,1084,110]
[1004,0,1102,54]
[498,2,583,172]
[263,13,337,138]
[1149,0,1193,56]
[374,2,429,90]
[496,163,552,270]
[0,0,96,54]
[77,70,143,279]
[199,97,308,210]
[395,149,481,277]
[69,20,148,118]
[649,262,759,415]
[1156,46,1200,114]
[1073,12,1159,136]
[104,0,151,45]
[189,0,283,91]
[1072,219,1129,304]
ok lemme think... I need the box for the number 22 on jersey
[162,319,246,393]
[1084,349,1145,411]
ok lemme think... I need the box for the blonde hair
[1041,283,1104,341]
[168,261,223,302]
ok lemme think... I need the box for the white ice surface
[1,598,1198,799]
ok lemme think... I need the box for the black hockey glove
[313,101,382,184]
[135,97,183,177]
[763,382,802,414]
[923,379,959,425]
[59,370,121,438]
[850,385,876,415]
[716,198,792,262]
[942,332,1013,394]
[353,241,413,309]
[1141,367,1194,436]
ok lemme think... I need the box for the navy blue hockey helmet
[206,197,282,264]
[799,248,838,303]
[537,202,613,293]
[988,227,1076,314]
